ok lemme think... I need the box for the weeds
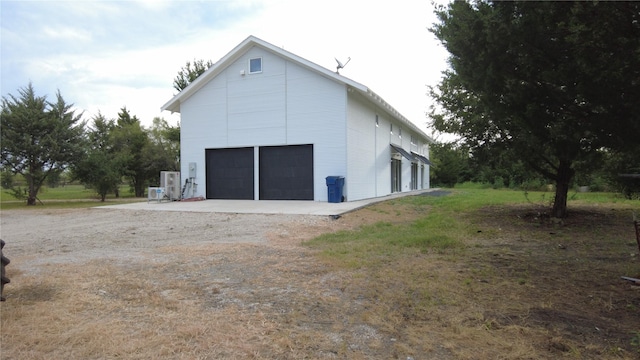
[305,189,640,359]
[631,331,640,349]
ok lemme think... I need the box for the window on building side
[390,124,393,134]
[376,115,379,127]
[399,128,402,139]
[249,57,262,73]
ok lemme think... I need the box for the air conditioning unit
[148,187,166,202]
[160,171,180,201]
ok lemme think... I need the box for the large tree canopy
[1,83,86,205]
[429,1,640,217]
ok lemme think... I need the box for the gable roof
[161,35,432,142]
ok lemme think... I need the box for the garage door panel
[206,147,254,200]
[259,145,313,200]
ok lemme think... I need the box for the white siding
[346,93,424,200]
[375,114,392,196]
[286,62,346,201]
[227,48,286,146]
[422,142,430,189]
[180,71,228,189]
[346,94,377,200]
[401,143,412,192]
[345,91,431,200]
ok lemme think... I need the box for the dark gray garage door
[259,144,313,200]
[205,147,254,199]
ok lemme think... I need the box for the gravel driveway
[1,205,416,358]
[1,208,325,268]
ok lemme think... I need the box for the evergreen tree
[72,114,124,201]
[112,107,149,197]
[1,83,86,205]
[173,59,213,92]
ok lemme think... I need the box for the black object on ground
[1,239,9,301]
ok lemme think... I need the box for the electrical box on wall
[189,162,197,178]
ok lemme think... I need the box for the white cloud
[41,26,92,42]
[131,0,173,11]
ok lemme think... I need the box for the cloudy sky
[1,0,449,134]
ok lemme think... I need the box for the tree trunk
[134,176,145,197]
[27,177,36,206]
[552,160,574,218]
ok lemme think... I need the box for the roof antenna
[335,57,351,74]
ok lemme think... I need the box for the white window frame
[249,57,262,74]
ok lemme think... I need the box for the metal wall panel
[346,93,377,200]
[227,48,286,146]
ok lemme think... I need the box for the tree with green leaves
[1,83,86,205]
[429,142,471,187]
[602,146,640,199]
[429,1,640,217]
[72,113,124,201]
[144,117,180,174]
[0,169,14,190]
[111,107,149,197]
[173,59,213,92]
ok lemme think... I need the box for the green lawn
[304,188,640,357]
[305,188,639,268]
[0,184,143,210]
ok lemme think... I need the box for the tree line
[1,83,179,204]
[429,141,640,198]
[1,57,209,205]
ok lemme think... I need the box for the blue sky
[1,0,449,133]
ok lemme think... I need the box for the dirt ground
[1,199,639,359]
[0,204,416,359]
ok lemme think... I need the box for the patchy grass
[1,189,639,359]
[305,189,640,359]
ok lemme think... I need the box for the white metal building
[161,35,432,202]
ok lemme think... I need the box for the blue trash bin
[326,176,345,203]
